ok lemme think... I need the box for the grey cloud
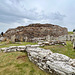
[50,12,66,20]
[43,12,66,21]
[0,0,66,23]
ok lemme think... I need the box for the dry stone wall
[0,45,75,75]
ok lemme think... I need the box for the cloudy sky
[0,0,75,33]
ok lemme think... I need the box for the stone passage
[0,45,75,75]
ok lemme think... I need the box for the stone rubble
[0,45,75,75]
[5,23,68,42]
[0,46,26,52]
[38,41,66,46]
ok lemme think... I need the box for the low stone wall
[0,46,26,52]
[0,45,75,75]
[38,41,66,46]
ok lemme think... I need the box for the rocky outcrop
[4,23,68,41]
[0,45,75,75]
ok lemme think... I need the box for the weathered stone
[69,59,75,67]
[0,46,26,52]
[38,50,52,59]
[49,53,70,61]
[38,41,66,46]
[1,48,7,51]
[17,46,26,51]
[46,61,75,75]
[11,35,16,42]
[26,45,75,75]
[4,23,68,42]
[0,37,4,42]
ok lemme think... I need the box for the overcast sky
[0,0,75,33]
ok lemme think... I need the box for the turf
[0,52,50,75]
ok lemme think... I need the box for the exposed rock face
[0,45,75,75]
[4,23,68,41]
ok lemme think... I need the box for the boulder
[17,46,26,51]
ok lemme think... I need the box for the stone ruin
[0,45,75,75]
[1,23,75,44]
[4,23,68,42]
[2,23,74,45]
[46,34,75,42]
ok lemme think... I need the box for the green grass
[0,42,50,75]
[41,41,75,59]
[68,31,73,34]
[0,52,50,75]
[0,42,37,48]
